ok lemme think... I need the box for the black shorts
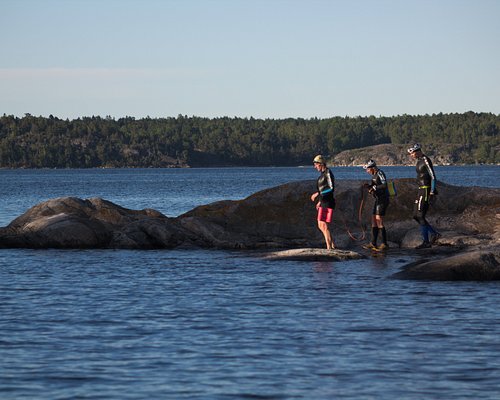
[373,199,389,216]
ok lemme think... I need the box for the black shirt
[317,168,335,208]
[416,155,437,193]
[369,169,389,200]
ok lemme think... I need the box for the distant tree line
[0,111,498,168]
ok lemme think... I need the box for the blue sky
[1,0,499,119]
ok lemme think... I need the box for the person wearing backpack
[362,159,390,251]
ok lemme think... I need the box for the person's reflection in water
[312,262,335,290]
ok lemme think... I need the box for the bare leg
[374,215,384,229]
[318,221,335,249]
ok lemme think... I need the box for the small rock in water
[263,248,365,261]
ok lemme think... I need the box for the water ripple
[2,247,500,399]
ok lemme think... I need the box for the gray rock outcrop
[262,248,365,262]
[391,250,500,281]
[333,143,460,166]
[0,197,196,249]
[1,178,499,280]
[179,178,500,252]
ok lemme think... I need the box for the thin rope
[334,185,367,241]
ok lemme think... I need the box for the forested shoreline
[0,112,498,168]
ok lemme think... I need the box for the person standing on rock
[407,143,441,249]
[310,155,336,250]
[362,159,389,251]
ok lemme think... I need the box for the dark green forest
[0,112,498,168]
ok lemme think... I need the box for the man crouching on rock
[310,155,336,250]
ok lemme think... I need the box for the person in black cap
[407,143,441,249]
[310,155,336,249]
[362,159,389,250]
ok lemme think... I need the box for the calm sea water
[1,166,500,399]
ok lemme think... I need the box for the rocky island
[333,143,465,166]
[1,178,499,280]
